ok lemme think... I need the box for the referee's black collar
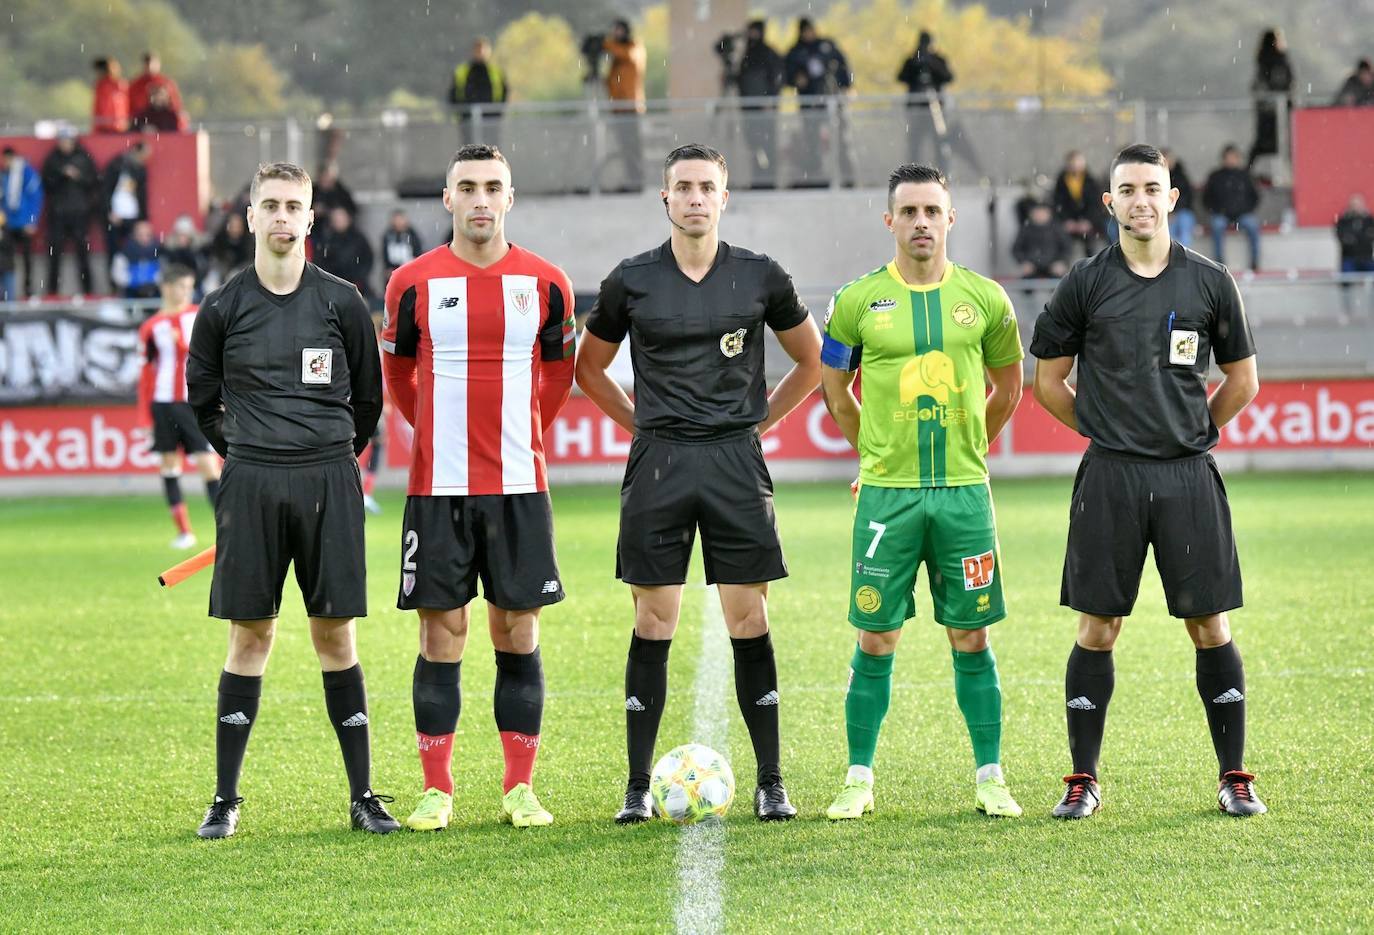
[659,238,729,287]
[1112,239,1185,284]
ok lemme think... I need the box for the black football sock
[323,664,372,800]
[412,655,461,735]
[162,474,183,507]
[216,670,261,800]
[625,632,672,790]
[1196,641,1247,778]
[731,633,781,785]
[493,648,544,736]
[205,478,221,507]
[1065,644,1114,778]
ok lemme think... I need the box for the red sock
[416,732,454,794]
[499,731,540,793]
[170,502,192,534]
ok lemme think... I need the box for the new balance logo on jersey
[219,711,250,726]
[1212,688,1245,704]
[341,712,369,727]
[625,696,645,712]
[1067,696,1097,711]
[541,579,560,594]
[437,296,460,309]
[755,690,780,706]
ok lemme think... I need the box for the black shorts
[151,402,212,455]
[616,431,787,586]
[398,493,564,611]
[1061,445,1242,619]
[209,454,367,620]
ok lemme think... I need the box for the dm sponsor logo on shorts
[951,302,978,329]
[854,585,882,613]
[720,328,747,358]
[962,550,995,591]
[868,298,898,312]
[855,561,891,579]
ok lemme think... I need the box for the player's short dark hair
[447,144,510,181]
[1109,143,1167,181]
[160,263,195,284]
[663,143,728,187]
[887,163,948,209]
[250,162,312,203]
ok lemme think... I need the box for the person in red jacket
[92,58,130,133]
[128,52,185,117]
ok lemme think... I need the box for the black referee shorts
[616,431,788,587]
[209,454,367,620]
[151,402,212,455]
[398,493,564,611]
[1061,445,1243,619]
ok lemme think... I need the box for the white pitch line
[673,584,730,935]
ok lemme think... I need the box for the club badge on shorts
[720,328,747,358]
[1169,329,1199,366]
[302,348,333,384]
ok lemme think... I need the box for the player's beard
[462,217,500,245]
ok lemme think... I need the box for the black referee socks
[731,633,782,786]
[1196,641,1247,778]
[323,664,372,800]
[215,670,261,801]
[625,632,672,789]
[1065,644,1114,778]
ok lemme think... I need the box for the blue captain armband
[821,333,862,371]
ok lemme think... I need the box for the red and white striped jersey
[136,305,198,422]
[382,243,576,496]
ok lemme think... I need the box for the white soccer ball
[650,743,735,824]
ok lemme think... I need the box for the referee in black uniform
[1030,143,1266,819]
[187,162,398,838]
[576,143,822,823]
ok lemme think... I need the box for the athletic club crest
[511,289,537,315]
[402,572,416,597]
[719,328,747,358]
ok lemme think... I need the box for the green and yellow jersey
[821,260,1023,488]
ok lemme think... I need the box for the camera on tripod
[581,33,606,83]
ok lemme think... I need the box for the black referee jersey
[584,240,810,439]
[187,264,383,459]
[1029,242,1256,459]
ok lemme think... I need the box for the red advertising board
[5,380,1373,478]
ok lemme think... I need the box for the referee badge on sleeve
[1168,330,1199,366]
[302,348,333,384]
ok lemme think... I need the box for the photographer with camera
[784,18,855,188]
[603,18,647,192]
[897,31,953,166]
[735,20,784,189]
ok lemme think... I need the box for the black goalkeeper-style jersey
[1029,242,1255,459]
[584,240,810,440]
[187,263,382,460]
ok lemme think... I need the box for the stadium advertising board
[0,309,144,406]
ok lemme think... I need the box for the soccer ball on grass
[650,743,735,824]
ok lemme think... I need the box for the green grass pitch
[1,473,1370,932]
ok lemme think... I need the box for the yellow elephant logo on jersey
[899,350,965,406]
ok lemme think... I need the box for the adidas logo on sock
[755,690,780,706]
[219,711,250,726]
[341,712,369,727]
[1212,688,1245,704]
[625,696,645,712]
[1067,696,1097,711]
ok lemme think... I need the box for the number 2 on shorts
[865,521,887,559]
[402,529,419,572]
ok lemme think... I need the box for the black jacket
[1336,210,1374,261]
[1203,167,1260,220]
[41,144,99,220]
[315,226,374,297]
[101,152,149,221]
[737,39,784,100]
[1053,170,1103,224]
[784,38,852,97]
[1012,222,1070,275]
[897,49,953,102]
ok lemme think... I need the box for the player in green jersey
[819,164,1026,819]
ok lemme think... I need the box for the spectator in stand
[1334,59,1374,107]
[132,85,188,133]
[161,215,208,292]
[129,52,186,124]
[207,212,253,288]
[604,19,647,191]
[1053,150,1104,258]
[1162,148,1196,250]
[1249,28,1293,170]
[736,19,784,190]
[92,58,130,134]
[449,37,508,145]
[315,205,374,297]
[0,208,16,301]
[1,146,43,299]
[1012,201,1071,279]
[42,129,100,296]
[897,31,954,167]
[309,164,355,250]
[380,209,422,282]
[1335,194,1374,273]
[1203,144,1262,271]
[784,18,856,188]
[111,219,161,299]
[102,140,150,271]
